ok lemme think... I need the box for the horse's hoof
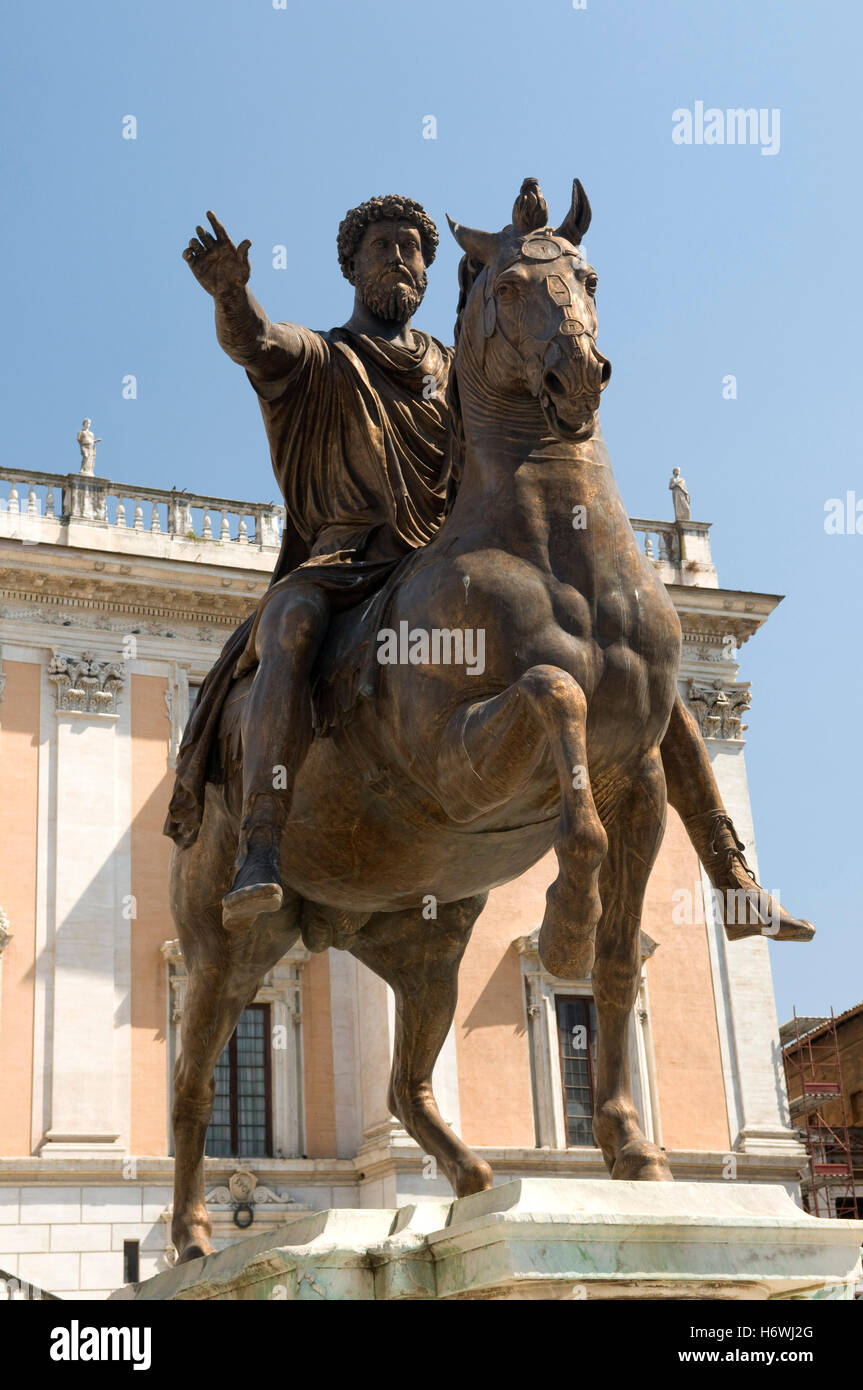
[611,1140,673,1182]
[173,1223,214,1263]
[221,882,283,931]
[538,913,595,978]
[538,932,594,979]
[538,872,600,978]
[175,1241,212,1264]
[453,1157,494,1198]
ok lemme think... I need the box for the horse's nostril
[600,358,611,385]
[544,371,565,396]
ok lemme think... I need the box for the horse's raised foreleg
[435,665,607,977]
[349,893,493,1198]
[591,749,672,1181]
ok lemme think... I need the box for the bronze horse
[169,181,730,1260]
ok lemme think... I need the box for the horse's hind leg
[591,749,672,1181]
[170,842,302,1262]
[349,893,493,1199]
[435,665,607,979]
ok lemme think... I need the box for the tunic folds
[163,326,453,848]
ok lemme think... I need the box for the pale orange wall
[455,871,538,1148]
[130,675,174,1154]
[302,952,337,1157]
[0,660,40,1154]
[643,807,730,1151]
[456,813,730,1155]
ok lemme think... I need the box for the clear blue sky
[2,0,860,1021]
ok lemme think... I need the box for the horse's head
[448,178,611,442]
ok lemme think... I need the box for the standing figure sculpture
[164,179,813,1263]
[77,418,101,475]
[669,466,691,522]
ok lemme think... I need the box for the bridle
[479,232,598,393]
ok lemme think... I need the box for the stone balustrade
[1,467,716,584]
[630,517,717,588]
[0,466,284,551]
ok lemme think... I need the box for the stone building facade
[0,459,806,1298]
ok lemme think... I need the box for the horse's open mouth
[540,392,597,442]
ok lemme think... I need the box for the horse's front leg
[436,664,607,977]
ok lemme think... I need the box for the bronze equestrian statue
[165,180,813,1263]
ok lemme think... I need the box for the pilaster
[40,649,130,1157]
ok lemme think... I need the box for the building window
[206,1004,273,1158]
[123,1239,140,1284]
[514,926,660,1152]
[555,995,598,1147]
[163,938,310,1159]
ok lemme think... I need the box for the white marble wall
[700,736,801,1158]
[0,1184,171,1299]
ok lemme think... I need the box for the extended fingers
[182,213,247,269]
[206,210,230,243]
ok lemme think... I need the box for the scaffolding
[781,1009,861,1220]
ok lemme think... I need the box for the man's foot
[684,811,815,943]
[222,797,285,932]
[222,878,283,932]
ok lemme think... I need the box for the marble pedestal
[110,1179,863,1302]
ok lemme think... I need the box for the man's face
[352,219,427,324]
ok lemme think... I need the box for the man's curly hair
[337,195,438,284]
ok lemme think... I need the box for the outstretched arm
[183,211,302,384]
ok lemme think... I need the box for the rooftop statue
[669,466,691,522]
[77,418,101,475]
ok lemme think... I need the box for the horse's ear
[555,178,592,247]
[446,214,500,266]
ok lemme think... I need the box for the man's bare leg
[661,693,814,942]
[222,586,329,932]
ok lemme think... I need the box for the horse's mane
[444,254,485,502]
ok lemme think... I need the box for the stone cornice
[0,1156,356,1185]
[0,546,784,637]
[670,584,783,640]
[0,537,270,630]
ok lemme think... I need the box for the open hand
[183,211,251,297]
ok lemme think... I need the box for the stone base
[110,1179,863,1302]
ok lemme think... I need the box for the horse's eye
[496,282,515,298]
[585,274,598,297]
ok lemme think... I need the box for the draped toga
[164,325,453,848]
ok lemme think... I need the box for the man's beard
[356,267,427,324]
